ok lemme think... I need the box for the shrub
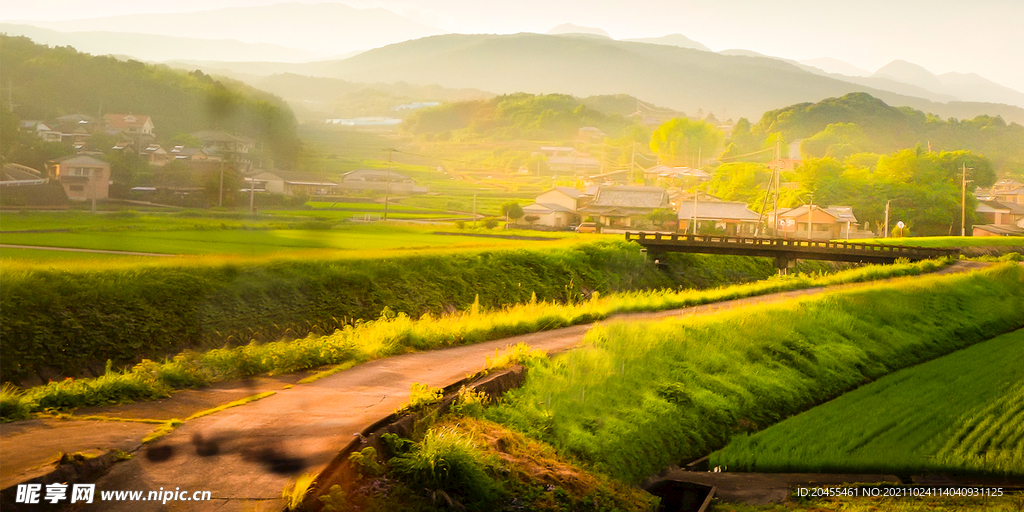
[389,426,502,507]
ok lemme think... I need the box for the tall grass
[483,263,1024,482]
[711,328,1024,477]
[0,258,951,421]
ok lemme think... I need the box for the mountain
[622,34,711,52]
[872,60,1024,108]
[283,33,1024,123]
[799,57,870,77]
[547,24,611,38]
[0,23,324,63]
[873,60,944,90]
[6,2,444,57]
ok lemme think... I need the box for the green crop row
[483,263,1024,482]
[0,240,675,384]
[0,258,948,421]
[711,328,1024,477]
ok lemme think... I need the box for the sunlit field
[848,236,1024,247]
[712,328,1024,477]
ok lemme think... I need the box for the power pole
[806,194,813,239]
[961,162,972,236]
[885,200,890,238]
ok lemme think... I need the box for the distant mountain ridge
[292,33,1024,123]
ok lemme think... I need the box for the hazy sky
[3,0,1023,91]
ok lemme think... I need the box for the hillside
[750,93,1024,172]
[0,35,301,165]
[303,33,1024,124]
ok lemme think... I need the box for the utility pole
[961,162,973,237]
[249,176,256,215]
[885,200,890,238]
[691,184,699,235]
[806,194,813,239]
[773,140,780,236]
[472,192,477,228]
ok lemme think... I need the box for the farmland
[316,264,1024,511]
[482,264,1024,482]
[711,328,1024,477]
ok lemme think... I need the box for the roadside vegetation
[481,264,1024,482]
[300,263,1023,511]
[707,493,1024,512]
[712,328,1024,477]
[0,258,949,421]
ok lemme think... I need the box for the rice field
[482,263,1024,482]
[711,328,1024,477]
[849,236,1024,248]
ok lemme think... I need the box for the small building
[251,170,338,196]
[773,205,860,240]
[46,154,110,201]
[548,154,600,175]
[643,164,710,181]
[522,187,584,229]
[677,199,760,235]
[339,169,427,194]
[577,185,671,230]
[104,113,155,137]
[973,224,1024,237]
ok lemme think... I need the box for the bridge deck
[625,232,959,265]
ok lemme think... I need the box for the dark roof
[2,163,45,182]
[678,201,760,221]
[191,130,255,144]
[589,186,670,208]
[256,170,338,185]
[342,169,413,182]
[51,154,108,166]
[973,224,1024,236]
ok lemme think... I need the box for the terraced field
[712,328,1024,477]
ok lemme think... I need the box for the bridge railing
[624,232,957,258]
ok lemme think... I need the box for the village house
[338,169,428,194]
[771,205,862,240]
[250,170,338,196]
[577,185,672,231]
[104,113,155,137]
[677,198,761,235]
[20,120,62,142]
[643,164,710,182]
[46,154,110,201]
[191,131,255,173]
[521,187,584,229]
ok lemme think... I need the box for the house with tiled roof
[45,154,110,201]
[677,198,760,235]
[339,169,427,194]
[252,170,338,196]
[104,114,154,136]
[577,185,671,230]
[522,187,584,229]
[771,205,862,240]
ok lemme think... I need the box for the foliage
[650,117,723,166]
[500,202,524,222]
[282,473,318,511]
[404,93,631,141]
[0,35,300,166]
[752,92,1024,174]
[712,328,1024,476]
[398,383,443,414]
[388,426,504,508]
[484,264,1024,482]
[0,257,950,420]
[349,447,385,477]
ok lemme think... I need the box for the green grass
[0,258,951,420]
[483,263,1024,482]
[848,236,1024,247]
[711,328,1024,477]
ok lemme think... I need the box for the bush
[389,426,503,507]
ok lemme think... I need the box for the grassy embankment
[307,264,1024,511]
[850,236,1024,247]
[712,328,1024,477]
[481,263,1024,483]
[0,256,948,422]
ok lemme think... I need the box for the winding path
[0,261,992,510]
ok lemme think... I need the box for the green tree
[501,202,524,226]
[650,118,724,166]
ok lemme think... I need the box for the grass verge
[483,263,1024,482]
[0,258,950,422]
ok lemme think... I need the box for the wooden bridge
[625,232,960,270]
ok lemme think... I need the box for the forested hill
[0,35,300,165]
[403,93,641,140]
[730,93,1024,173]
